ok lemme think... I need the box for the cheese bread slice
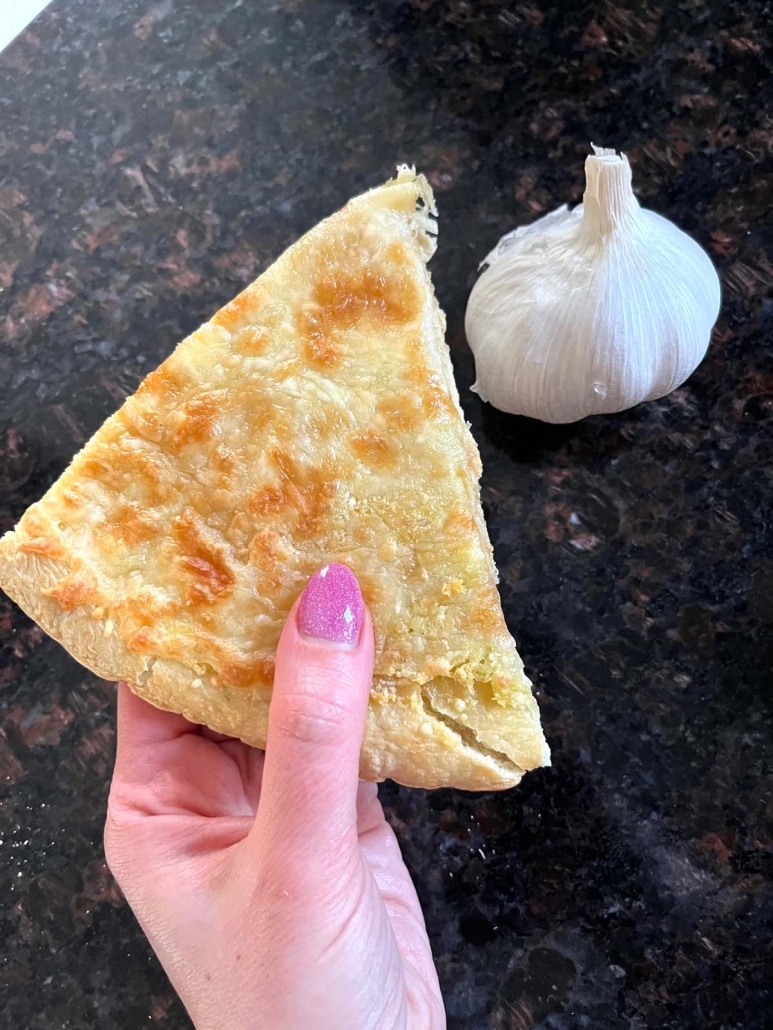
[0,167,549,790]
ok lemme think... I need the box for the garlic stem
[581,145,639,236]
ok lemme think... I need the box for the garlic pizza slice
[0,167,549,790]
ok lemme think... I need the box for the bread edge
[0,536,524,790]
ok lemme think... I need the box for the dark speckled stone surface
[1,1,771,1027]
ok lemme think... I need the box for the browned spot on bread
[17,508,66,560]
[60,487,84,511]
[248,527,284,561]
[134,363,186,407]
[423,384,457,420]
[76,455,109,482]
[297,239,422,368]
[443,512,478,545]
[96,502,157,548]
[376,393,423,433]
[350,431,399,469]
[234,326,270,356]
[84,444,171,508]
[383,240,410,266]
[269,448,336,533]
[211,445,238,484]
[198,610,216,631]
[122,590,177,638]
[172,507,235,605]
[42,570,100,611]
[313,263,419,326]
[249,485,285,518]
[125,366,187,443]
[470,601,502,633]
[271,359,300,383]
[220,655,274,689]
[248,529,292,593]
[311,405,353,441]
[299,309,342,369]
[18,534,66,559]
[249,453,335,533]
[127,625,154,653]
[180,555,234,604]
[170,392,221,450]
[211,286,263,332]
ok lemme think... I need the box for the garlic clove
[465,146,721,424]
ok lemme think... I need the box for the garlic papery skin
[465,146,721,424]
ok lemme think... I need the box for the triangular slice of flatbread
[0,167,549,790]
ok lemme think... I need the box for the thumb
[254,564,375,864]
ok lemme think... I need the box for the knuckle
[273,690,352,748]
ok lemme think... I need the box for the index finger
[113,680,199,776]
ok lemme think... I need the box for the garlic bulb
[465,145,721,423]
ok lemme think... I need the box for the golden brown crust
[0,167,549,791]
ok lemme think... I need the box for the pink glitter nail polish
[297,564,364,646]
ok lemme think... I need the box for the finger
[253,563,374,866]
[111,683,259,823]
[114,681,199,772]
[114,681,197,787]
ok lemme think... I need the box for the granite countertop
[1,1,771,1027]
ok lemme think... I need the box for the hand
[104,564,446,1029]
